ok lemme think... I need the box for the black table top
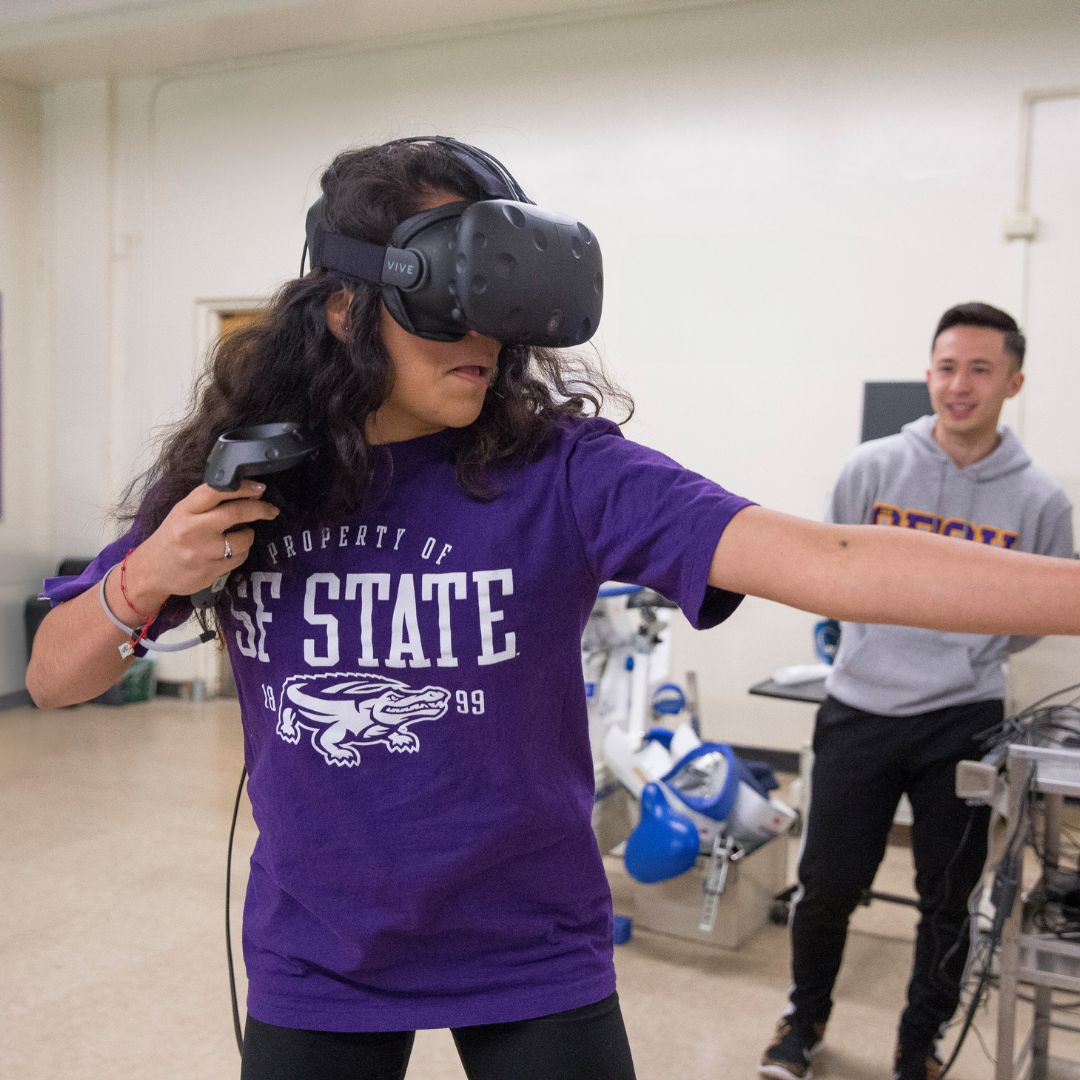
[749,677,828,705]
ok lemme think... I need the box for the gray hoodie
[824,414,1074,716]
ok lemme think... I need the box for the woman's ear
[325,288,354,342]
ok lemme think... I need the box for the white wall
[0,76,44,701]
[30,0,1080,742]
[999,93,1080,715]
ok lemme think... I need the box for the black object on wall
[861,381,932,443]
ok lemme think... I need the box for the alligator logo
[276,672,450,767]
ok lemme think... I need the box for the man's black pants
[788,695,998,1051]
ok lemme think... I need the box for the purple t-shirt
[44,416,753,1031]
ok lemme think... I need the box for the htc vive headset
[303,137,603,348]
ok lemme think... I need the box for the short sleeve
[40,532,138,607]
[39,523,194,641]
[565,419,755,629]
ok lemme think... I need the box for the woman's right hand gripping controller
[123,480,281,613]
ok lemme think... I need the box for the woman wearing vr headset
[26,136,1080,1080]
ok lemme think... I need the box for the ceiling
[0,0,742,87]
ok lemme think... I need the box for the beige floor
[2,697,1078,1079]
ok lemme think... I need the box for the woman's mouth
[450,365,491,386]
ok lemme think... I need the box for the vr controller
[203,422,319,490]
[192,423,318,609]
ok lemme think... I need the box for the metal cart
[965,743,1080,1080]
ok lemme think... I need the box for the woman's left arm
[709,505,1080,636]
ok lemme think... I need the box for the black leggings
[240,992,637,1080]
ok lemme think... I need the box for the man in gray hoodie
[760,303,1074,1080]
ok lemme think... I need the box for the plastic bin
[93,658,157,705]
[604,833,788,950]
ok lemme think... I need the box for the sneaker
[893,1044,943,1080]
[759,1017,826,1080]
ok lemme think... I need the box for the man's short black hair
[933,302,1026,368]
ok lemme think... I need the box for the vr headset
[303,136,603,348]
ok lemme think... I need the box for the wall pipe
[1008,85,1080,442]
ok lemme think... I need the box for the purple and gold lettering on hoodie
[871,502,1017,549]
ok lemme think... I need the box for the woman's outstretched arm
[710,505,1080,636]
[26,481,279,710]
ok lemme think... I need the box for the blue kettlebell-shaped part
[624,782,700,884]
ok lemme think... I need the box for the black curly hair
[117,138,632,628]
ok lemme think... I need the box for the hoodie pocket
[837,627,977,709]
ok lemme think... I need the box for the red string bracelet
[119,549,162,658]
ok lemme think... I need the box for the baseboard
[0,689,33,711]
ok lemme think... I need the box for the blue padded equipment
[643,726,675,749]
[660,743,740,823]
[624,782,700,883]
[651,682,687,716]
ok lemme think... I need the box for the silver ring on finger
[223,535,233,560]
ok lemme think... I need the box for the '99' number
[456,690,485,715]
